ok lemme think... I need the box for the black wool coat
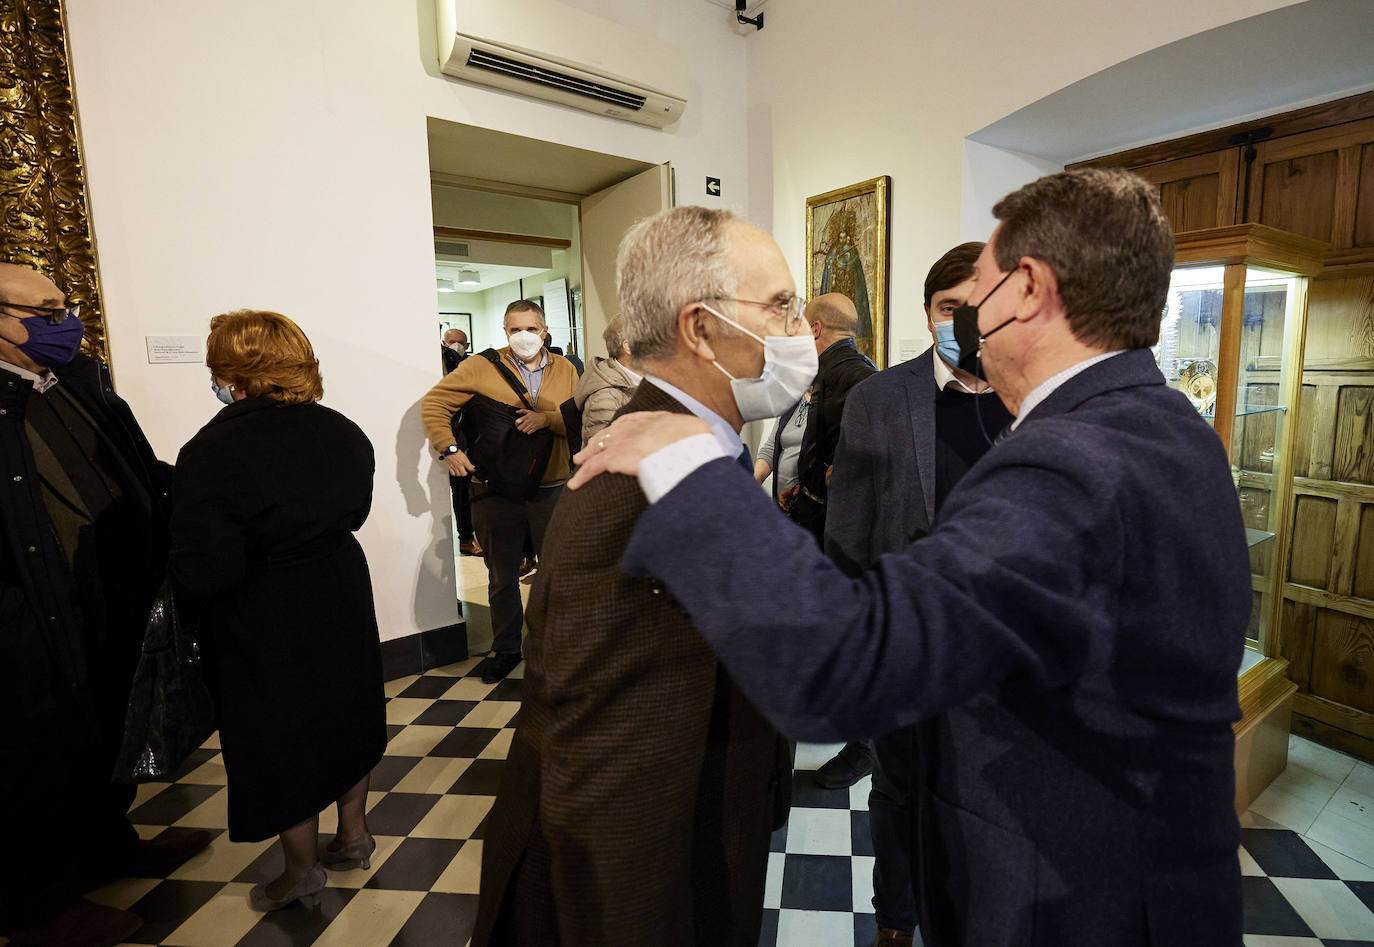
[169,397,386,841]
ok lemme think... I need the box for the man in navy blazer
[821,241,1014,946]
[570,168,1251,946]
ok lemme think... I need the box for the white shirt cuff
[638,432,729,503]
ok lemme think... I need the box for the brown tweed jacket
[472,381,791,947]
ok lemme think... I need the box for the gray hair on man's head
[616,206,738,363]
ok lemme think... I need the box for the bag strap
[481,348,538,411]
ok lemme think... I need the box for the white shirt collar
[1011,350,1126,430]
[642,374,743,459]
[0,358,58,393]
[931,350,993,395]
[617,360,642,386]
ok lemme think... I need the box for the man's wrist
[441,444,460,458]
[638,433,729,503]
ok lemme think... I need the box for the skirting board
[1234,656,1298,813]
[381,619,468,681]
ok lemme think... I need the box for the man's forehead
[728,221,793,291]
[0,264,62,303]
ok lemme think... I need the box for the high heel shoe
[321,832,376,871]
[249,864,327,911]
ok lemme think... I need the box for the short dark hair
[924,242,985,308]
[504,299,545,325]
[991,168,1173,350]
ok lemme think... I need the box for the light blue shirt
[514,349,549,403]
[1010,350,1124,430]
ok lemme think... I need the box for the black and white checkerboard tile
[18,660,1374,946]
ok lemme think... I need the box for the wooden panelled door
[1281,266,1374,758]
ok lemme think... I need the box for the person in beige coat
[573,315,640,445]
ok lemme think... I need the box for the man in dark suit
[472,206,795,946]
[439,327,479,556]
[571,169,1251,946]
[0,262,208,946]
[441,327,468,375]
[820,242,1013,946]
[755,293,875,543]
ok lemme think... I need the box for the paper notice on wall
[896,337,929,364]
[543,278,570,329]
[144,335,203,364]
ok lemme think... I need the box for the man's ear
[677,302,719,363]
[1017,256,1060,323]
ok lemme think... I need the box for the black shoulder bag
[453,349,555,499]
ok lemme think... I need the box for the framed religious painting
[805,176,891,365]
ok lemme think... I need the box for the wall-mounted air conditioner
[435,0,689,130]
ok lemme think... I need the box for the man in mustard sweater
[423,300,578,682]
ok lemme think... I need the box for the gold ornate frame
[0,0,108,363]
[805,175,890,366]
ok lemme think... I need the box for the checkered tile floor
[21,660,1374,946]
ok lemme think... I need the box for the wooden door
[1246,118,1374,263]
[1134,150,1240,233]
[579,164,672,363]
[1279,266,1374,757]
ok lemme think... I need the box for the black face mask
[951,268,1018,375]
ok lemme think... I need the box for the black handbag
[112,579,216,782]
[454,349,555,500]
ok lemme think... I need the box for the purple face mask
[17,312,85,366]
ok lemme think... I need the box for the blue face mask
[16,312,84,366]
[933,320,960,366]
[211,381,234,405]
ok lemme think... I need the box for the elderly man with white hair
[471,207,800,947]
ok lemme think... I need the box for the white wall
[66,0,749,641]
[745,0,1305,366]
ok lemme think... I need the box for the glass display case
[1162,224,1328,808]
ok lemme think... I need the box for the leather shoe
[813,740,874,789]
[459,539,483,556]
[477,652,522,684]
[873,928,915,947]
[7,897,142,947]
[519,557,537,577]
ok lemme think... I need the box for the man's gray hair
[616,206,738,362]
[504,299,546,328]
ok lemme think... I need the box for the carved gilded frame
[0,0,108,363]
[805,175,891,367]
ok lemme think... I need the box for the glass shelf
[1246,528,1276,548]
[1201,404,1287,420]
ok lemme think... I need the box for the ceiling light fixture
[437,277,456,293]
[458,269,481,286]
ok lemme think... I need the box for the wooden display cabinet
[1164,224,1329,809]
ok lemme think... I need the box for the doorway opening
[426,118,672,653]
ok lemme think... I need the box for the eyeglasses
[0,300,80,326]
[704,296,807,335]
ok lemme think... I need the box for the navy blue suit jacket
[824,348,938,573]
[622,349,1249,946]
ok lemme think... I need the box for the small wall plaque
[145,335,203,364]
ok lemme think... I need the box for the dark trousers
[870,726,918,932]
[449,473,474,543]
[471,482,562,656]
[1,698,138,931]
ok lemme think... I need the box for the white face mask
[446,341,467,354]
[507,329,544,360]
[701,303,818,422]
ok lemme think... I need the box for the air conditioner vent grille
[466,48,646,111]
[435,241,470,257]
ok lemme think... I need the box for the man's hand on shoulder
[568,412,711,490]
